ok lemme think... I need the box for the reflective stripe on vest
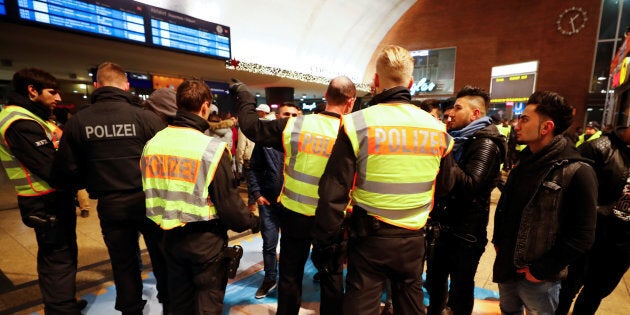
[0,106,56,196]
[280,114,341,216]
[575,130,602,147]
[344,103,454,229]
[141,126,225,230]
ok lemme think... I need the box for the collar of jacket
[319,111,342,119]
[369,86,411,105]
[172,110,210,133]
[90,86,142,107]
[518,135,588,171]
[6,90,51,121]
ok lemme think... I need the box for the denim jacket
[513,161,582,273]
[493,136,597,282]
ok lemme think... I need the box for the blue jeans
[259,201,282,281]
[498,278,560,315]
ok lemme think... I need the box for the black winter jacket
[578,127,630,217]
[492,136,597,282]
[433,124,506,244]
[55,86,166,195]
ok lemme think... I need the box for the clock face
[556,7,588,36]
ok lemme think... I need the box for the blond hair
[375,45,414,86]
[96,62,128,88]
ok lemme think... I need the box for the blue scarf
[449,116,493,162]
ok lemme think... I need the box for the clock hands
[569,14,579,32]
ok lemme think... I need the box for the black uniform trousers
[569,214,630,315]
[33,203,81,315]
[277,206,343,315]
[97,191,168,314]
[343,217,426,315]
[425,232,485,315]
[163,221,228,315]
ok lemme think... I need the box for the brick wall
[368,0,602,128]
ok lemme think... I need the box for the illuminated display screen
[149,6,230,59]
[7,0,231,60]
[16,0,146,42]
[490,74,536,103]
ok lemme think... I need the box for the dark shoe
[77,299,88,310]
[80,209,89,218]
[255,279,277,299]
[313,271,320,282]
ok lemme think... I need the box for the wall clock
[556,7,588,36]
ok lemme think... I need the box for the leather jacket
[433,124,506,244]
[579,128,630,216]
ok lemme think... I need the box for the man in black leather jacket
[556,126,630,314]
[426,86,506,315]
[492,91,597,314]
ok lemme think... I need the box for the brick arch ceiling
[136,0,416,84]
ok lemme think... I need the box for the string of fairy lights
[225,60,371,92]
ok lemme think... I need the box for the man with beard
[492,91,597,314]
[0,68,85,314]
[426,86,506,315]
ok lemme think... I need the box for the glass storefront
[409,47,456,97]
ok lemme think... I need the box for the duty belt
[350,207,424,237]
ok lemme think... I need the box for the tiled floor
[0,179,628,314]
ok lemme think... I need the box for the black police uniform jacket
[4,92,73,226]
[54,86,166,211]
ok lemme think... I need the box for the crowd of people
[0,44,627,315]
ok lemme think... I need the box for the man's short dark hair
[176,79,213,113]
[326,76,356,105]
[279,102,299,111]
[419,99,440,112]
[12,68,58,96]
[456,85,490,110]
[527,91,573,135]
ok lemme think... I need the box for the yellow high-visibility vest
[280,114,341,216]
[0,106,58,196]
[344,103,454,230]
[575,130,602,147]
[141,126,226,230]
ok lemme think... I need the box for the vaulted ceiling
[0,0,416,98]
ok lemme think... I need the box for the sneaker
[255,279,277,299]
[80,209,89,218]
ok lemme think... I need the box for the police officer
[313,45,454,314]
[141,79,259,315]
[0,68,84,314]
[231,76,356,315]
[54,62,168,315]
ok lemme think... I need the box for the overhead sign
[490,73,536,103]
[6,0,231,60]
[513,102,525,116]
[16,0,146,42]
[148,6,230,59]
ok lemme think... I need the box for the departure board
[16,0,146,42]
[148,6,231,59]
[5,0,231,60]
